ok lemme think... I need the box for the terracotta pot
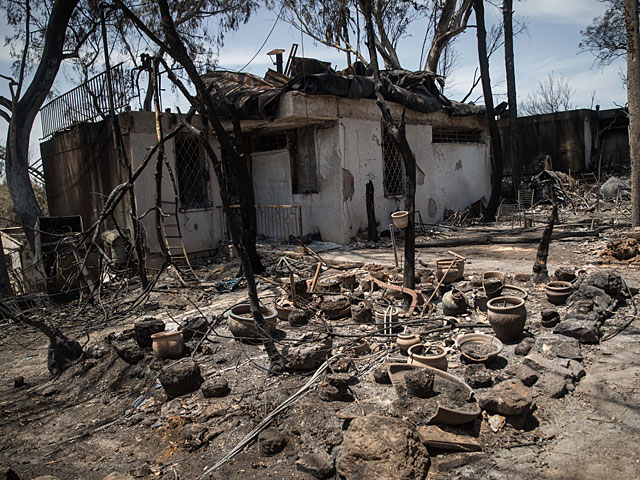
[487,296,527,343]
[351,339,371,356]
[442,289,468,315]
[545,281,573,305]
[228,304,277,340]
[407,343,448,371]
[396,333,421,353]
[482,271,505,298]
[435,258,465,283]
[454,333,503,363]
[391,210,409,229]
[151,331,184,359]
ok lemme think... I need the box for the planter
[228,304,277,341]
[387,363,480,425]
[487,296,527,343]
[482,271,505,298]
[396,333,421,353]
[455,333,503,363]
[435,258,465,284]
[545,281,573,305]
[351,339,371,356]
[151,331,184,359]
[407,343,448,371]
[442,289,468,316]
[391,210,409,229]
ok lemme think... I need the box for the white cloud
[516,0,606,27]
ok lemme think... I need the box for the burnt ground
[1,213,640,479]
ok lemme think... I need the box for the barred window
[383,125,405,197]
[175,135,211,210]
[291,127,319,194]
[432,127,483,144]
[250,132,288,152]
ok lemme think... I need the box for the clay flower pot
[435,258,465,283]
[482,271,505,298]
[442,289,468,316]
[151,331,184,359]
[396,333,421,353]
[228,304,277,341]
[487,296,527,343]
[455,333,503,363]
[391,210,409,229]
[351,338,371,356]
[545,281,573,305]
[407,343,448,371]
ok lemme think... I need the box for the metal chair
[517,189,535,227]
[497,201,518,228]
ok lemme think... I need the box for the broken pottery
[482,271,505,298]
[435,258,465,283]
[545,281,573,305]
[487,296,527,343]
[455,333,503,363]
[407,343,448,371]
[228,304,277,340]
[150,331,184,359]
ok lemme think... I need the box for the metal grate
[432,128,483,144]
[251,132,288,152]
[218,205,303,244]
[40,63,131,138]
[383,125,405,197]
[175,135,211,210]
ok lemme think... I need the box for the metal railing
[219,205,303,244]
[40,63,131,138]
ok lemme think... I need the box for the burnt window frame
[432,127,484,144]
[382,122,405,197]
[174,133,212,211]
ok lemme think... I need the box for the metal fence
[40,63,131,138]
[219,205,303,244]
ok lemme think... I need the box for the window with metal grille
[383,125,405,197]
[175,135,211,210]
[250,132,288,152]
[291,127,319,194]
[432,127,483,144]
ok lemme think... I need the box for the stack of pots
[486,296,527,343]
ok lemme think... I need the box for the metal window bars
[383,125,405,197]
[218,205,303,245]
[175,135,211,210]
[40,63,132,139]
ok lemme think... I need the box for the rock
[514,337,535,356]
[129,463,151,478]
[285,334,332,371]
[477,379,533,416]
[320,295,351,319]
[103,474,134,480]
[339,273,357,290]
[523,353,581,380]
[318,373,352,402]
[567,285,613,315]
[126,412,145,426]
[337,416,429,480]
[554,319,600,344]
[182,316,209,341]
[487,414,506,432]
[505,364,539,387]
[159,359,203,398]
[404,370,435,398]
[40,384,58,397]
[201,377,230,398]
[182,423,206,441]
[317,277,342,293]
[373,365,391,384]
[541,309,560,327]
[0,467,19,480]
[32,476,59,480]
[259,430,287,456]
[113,338,145,364]
[535,374,569,398]
[288,308,309,327]
[351,303,373,324]
[536,334,582,360]
[134,317,165,348]
[296,451,335,479]
[330,356,353,373]
[581,270,625,298]
[463,364,493,388]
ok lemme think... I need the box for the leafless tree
[625,0,640,226]
[519,72,576,116]
[580,0,627,66]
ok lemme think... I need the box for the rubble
[134,317,165,348]
[295,451,335,479]
[159,360,204,397]
[554,319,601,344]
[477,379,533,416]
[284,333,332,370]
[258,430,288,456]
[201,377,230,398]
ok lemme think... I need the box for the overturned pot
[228,304,277,341]
[545,281,573,305]
[407,343,448,371]
[487,296,527,343]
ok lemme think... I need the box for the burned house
[40,65,491,262]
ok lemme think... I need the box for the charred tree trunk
[366,180,378,241]
[474,0,504,222]
[0,246,13,297]
[531,183,558,283]
[6,0,80,248]
[625,0,640,227]
[362,0,416,304]
[503,0,521,194]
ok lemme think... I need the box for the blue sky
[0,0,628,163]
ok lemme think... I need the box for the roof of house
[202,63,484,121]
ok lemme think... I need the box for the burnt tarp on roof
[202,68,484,120]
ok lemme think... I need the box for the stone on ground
[259,430,288,456]
[515,337,535,356]
[159,359,203,398]
[134,317,165,348]
[477,379,533,416]
[555,319,600,344]
[464,364,493,388]
[285,334,332,371]
[201,377,230,398]
[296,450,335,479]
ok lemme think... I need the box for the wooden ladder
[160,200,200,287]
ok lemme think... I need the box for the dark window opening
[432,127,483,144]
[175,135,211,210]
[291,127,319,194]
[383,124,405,197]
[250,132,288,152]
